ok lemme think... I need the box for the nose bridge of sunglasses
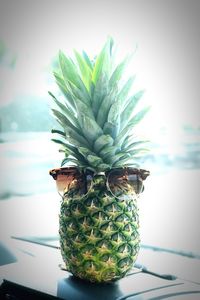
[85,173,107,190]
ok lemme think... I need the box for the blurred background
[0,0,199,264]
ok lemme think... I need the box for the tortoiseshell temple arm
[49,167,81,180]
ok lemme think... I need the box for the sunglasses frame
[105,167,148,197]
[49,166,150,199]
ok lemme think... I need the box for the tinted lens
[49,167,93,198]
[106,168,144,199]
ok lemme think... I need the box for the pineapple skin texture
[59,175,140,283]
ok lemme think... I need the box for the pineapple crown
[49,37,150,172]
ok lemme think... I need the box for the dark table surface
[0,236,200,300]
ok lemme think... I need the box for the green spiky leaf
[99,145,118,160]
[120,90,145,129]
[74,98,94,124]
[117,76,136,108]
[115,106,150,146]
[93,134,114,153]
[92,73,108,117]
[81,115,103,144]
[49,92,79,128]
[103,122,118,139]
[51,138,88,164]
[78,146,92,158]
[82,50,93,69]
[87,155,103,167]
[96,87,117,127]
[51,128,65,137]
[59,51,82,88]
[53,72,76,109]
[65,128,91,149]
[52,109,78,132]
[74,50,92,92]
[92,37,112,84]
[109,54,132,89]
[122,139,150,152]
[67,80,91,105]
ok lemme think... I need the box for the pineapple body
[59,175,140,283]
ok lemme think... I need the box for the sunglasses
[49,166,150,200]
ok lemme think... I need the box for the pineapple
[49,38,150,283]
